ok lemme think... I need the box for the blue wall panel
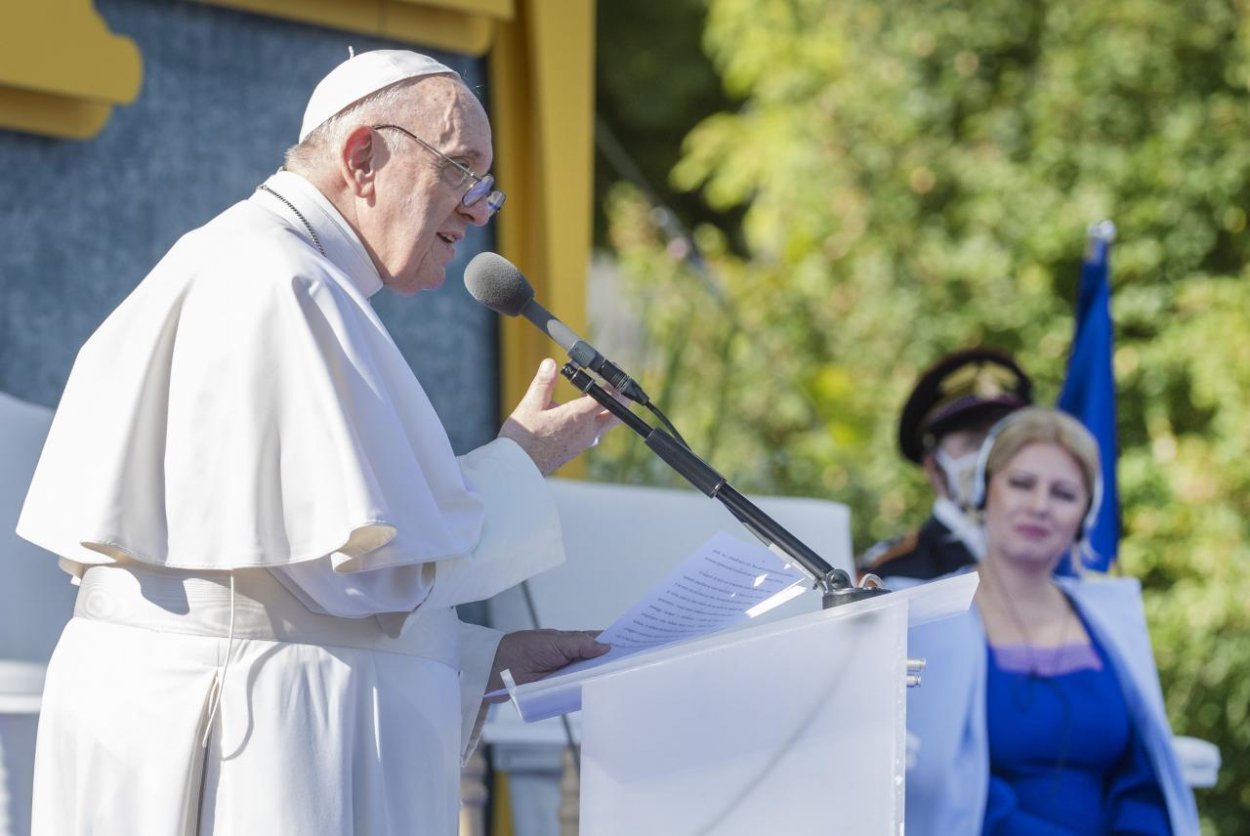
[0,0,500,454]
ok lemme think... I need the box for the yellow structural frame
[489,0,595,477]
[0,0,142,139]
[0,0,594,476]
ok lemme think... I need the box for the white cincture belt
[74,561,461,670]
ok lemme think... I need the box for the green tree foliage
[591,0,1250,829]
[594,0,741,246]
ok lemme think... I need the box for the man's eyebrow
[451,149,490,169]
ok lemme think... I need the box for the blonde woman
[904,407,1198,835]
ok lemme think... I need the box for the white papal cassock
[17,170,563,835]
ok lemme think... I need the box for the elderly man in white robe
[17,50,617,835]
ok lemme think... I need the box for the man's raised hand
[498,359,621,475]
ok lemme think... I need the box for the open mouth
[437,233,455,244]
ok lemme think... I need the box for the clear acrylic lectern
[504,572,977,836]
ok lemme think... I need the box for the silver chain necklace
[982,567,1076,679]
[256,183,326,256]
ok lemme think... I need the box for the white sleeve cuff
[422,438,566,609]
[459,620,504,764]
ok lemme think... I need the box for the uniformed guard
[860,347,1033,582]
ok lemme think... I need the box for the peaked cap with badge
[898,347,1033,465]
[861,347,1034,582]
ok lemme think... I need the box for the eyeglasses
[372,124,506,216]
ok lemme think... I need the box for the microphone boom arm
[561,364,886,608]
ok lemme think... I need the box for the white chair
[1174,735,1221,789]
[484,477,855,836]
[0,392,76,836]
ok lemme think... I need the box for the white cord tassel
[201,573,237,749]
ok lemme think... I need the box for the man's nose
[459,199,492,227]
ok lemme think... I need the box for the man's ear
[339,125,379,198]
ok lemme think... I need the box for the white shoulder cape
[18,172,556,606]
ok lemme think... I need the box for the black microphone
[465,252,650,405]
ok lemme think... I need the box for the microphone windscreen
[465,252,534,316]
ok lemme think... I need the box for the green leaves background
[592,0,1250,829]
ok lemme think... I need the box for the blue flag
[1058,221,1120,571]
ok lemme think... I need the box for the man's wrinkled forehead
[404,78,493,168]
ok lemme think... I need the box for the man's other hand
[485,628,610,701]
[498,359,621,475]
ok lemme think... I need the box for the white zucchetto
[299,49,459,142]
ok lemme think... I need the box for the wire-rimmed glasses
[372,123,506,216]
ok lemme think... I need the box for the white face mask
[933,448,981,507]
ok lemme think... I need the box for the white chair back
[0,392,75,836]
[489,477,854,634]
